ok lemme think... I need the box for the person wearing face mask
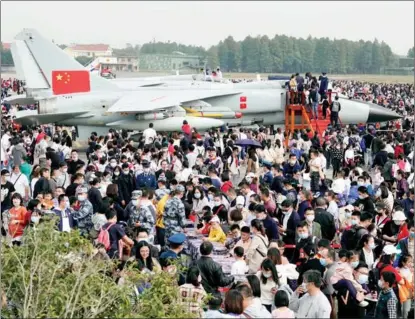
[255,204,279,242]
[129,188,155,235]
[105,158,119,174]
[374,272,398,319]
[71,186,93,237]
[289,269,332,318]
[256,258,281,312]
[211,192,228,223]
[53,194,74,233]
[292,221,318,265]
[6,193,28,246]
[117,163,136,208]
[56,162,70,189]
[278,200,300,258]
[341,211,370,250]
[357,234,378,270]
[353,186,375,215]
[191,186,209,221]
[136,160,157,190]
[375,202,391,234]
[282,154,301,179]
[304,208,322,238]
[391,211,409,243]
[330,250,369,308]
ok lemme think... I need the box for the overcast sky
[1,1,414,55]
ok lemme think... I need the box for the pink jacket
[330,261,363,291]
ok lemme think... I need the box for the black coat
[117,172,136,205]
[88,187,103,213]
[195,256,234,297]
[314,208,336,241]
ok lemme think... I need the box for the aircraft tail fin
[13,29,118,93]
[10,40,50,90]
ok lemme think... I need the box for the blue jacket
[53,208,75,231]
[319,76,329,93]
[401,198,414,218]
[262,171,273,187]
[283,162,301,178]
[136,173,157,190]
[347,186,359,204]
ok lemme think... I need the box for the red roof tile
[69,44,110,52]
[2,43,11,50]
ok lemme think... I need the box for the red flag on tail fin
[51,70,90,95]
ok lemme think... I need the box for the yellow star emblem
[56,74,63,81]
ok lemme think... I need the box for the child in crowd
[196,206,212,235]
[41,191,54,210]
[272,290,295,318]
[231,246,248,282]
[205,216,226,244]
[330,250,368,307]
[203,295,224,318]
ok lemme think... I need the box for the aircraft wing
[14,111,89,126]
[107,90,242,113]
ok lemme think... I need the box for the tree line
[1,37,414,74]
[130,35,409,75]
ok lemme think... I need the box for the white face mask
[214,201,221,207]
[358,274,369,284]
[132,200,138,206]
[306,215,315,222]
[378,280,384,289]
[236,204,244,210]
[262,272,272,278]
[31,216,40,224]
[123,170,130,175]
[110,162,117,168]
[114,171,120,176]
[358,195,364,199]
[143,168,150,173]
[207,194,214,200]
[394,220,403,226]
[194,193,201,199]
[77,195,86,201]
[246,177,252,183]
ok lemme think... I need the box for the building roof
[2,42,11,50]
[69,44,110,52]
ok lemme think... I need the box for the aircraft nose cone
[367,103,402,123]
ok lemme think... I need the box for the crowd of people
[0,74,414,319]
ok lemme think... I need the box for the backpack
[97,223,115,250]
[344,226,364,250]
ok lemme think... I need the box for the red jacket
[8,206,28,238]
[397,223,409,242]
[182,124,192,135]
[394,145,404,159]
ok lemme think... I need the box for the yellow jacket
[208,227,227,244]
[156,194,169,228]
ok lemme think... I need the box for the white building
[64,44,113,58]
